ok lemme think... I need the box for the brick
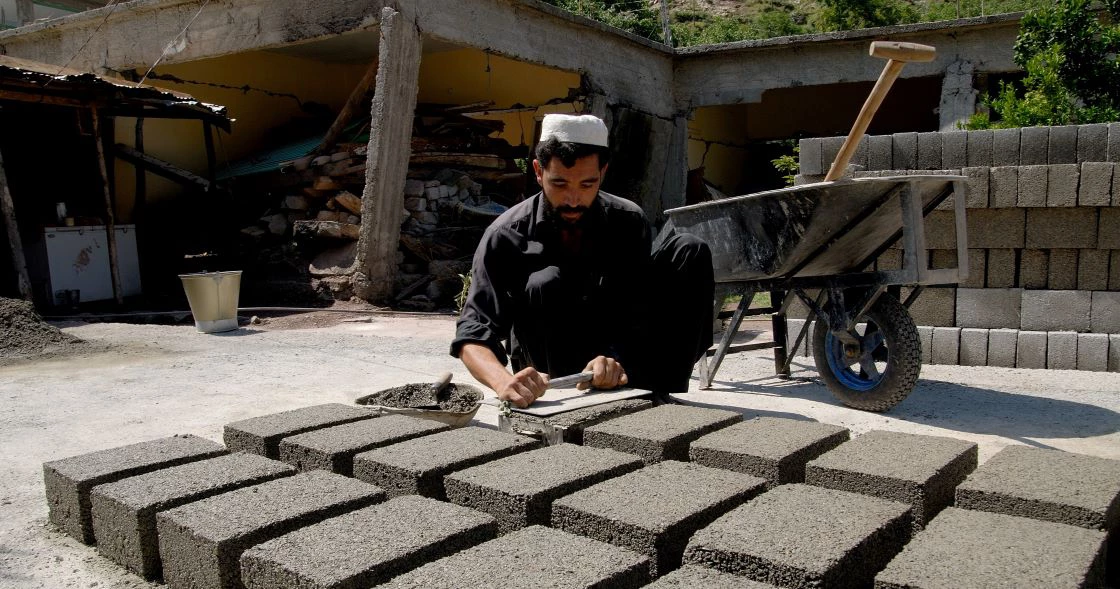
[961,249,986,288]
[941,130,967,169]
[992,127,1021,166]
[1027,208,1099,249]
[955,288,1021,329]
[1016,330,1048,369]
[1078,249,1111,290]
[821,136,845,175]
[1049,125,1079,164]
[157,471,384,589]
[1047,331,1078,370]
[1079,162,1115,206]
[1020,126,1049,165]
[930,327,960,364]
[1091,290,1120,333]
[90,454,294,580]
[684,484,910,587]
[43,434,226,544]
[959,328,989,366]
[379,525,651,589]
[957,445,1120,530]
[916,132,942,170]
[239,496,495,589]
[689,418,849,488]
[891,132,917,170]
[1046,163,1079,206]
[583,404,741,464]
[965,129,992,167]
[1111,334,1120,371]
[445,444,642,535]
[798,138,823,176]
[1077,333,1110,372]
[961,166,989,208]
[806,430,977,530]
[1047,249,1079,289]
[1021,290,1091,332]
[507,399,653,445]
[1109,122,1120,162]
[869,134,893,170]
[553,461,765,576]
[905,286,955,327]
[1078,123,1109,162]
[987,328,1019,367]
[646,564,777,588]
[875,507,1107,589]
[985,249,1016,288]
[988,166,1018,208]
[966,208,1024,249]
[353,426,537,499]
[918,326,933,363]
[1099,208,1120,249]
[224,403,375,459]
[1020,249,1048,289]
[278,415,447,476]
[1017,165,1048,207]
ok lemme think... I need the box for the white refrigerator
[42,225,142,303]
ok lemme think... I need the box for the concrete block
[869,134,893,170]
[806,430,977,530]
[922,210,958,249]
[1046,163,1080,207]
[1020,126,1049,165]
[954,291,1025,331]
[965,129,992,167]
[959,328,989,366]
[784,319,810,357]
[961,249,986,288]
[684,484,911,588]
[798,138,823,176]
[1021,290,1091,332]
[1077,333,1109,372]
[1109,122,1120,163]
[90,454,295,580]
[1047,331,1078,370]
[986,249,1017,288]
[1099,208,1120,249]
[875,507,1107,589]
[583,404,741,464]
[918,326,933,364]
[552,460,765,576]
[988,329,1019,367]
[1091,291,1120,333]
[224,404,375,459]
[1078,249,1111,290]
[1049,125,1079,164]
[1026,208,1099,249]
[1115,164,1120,205]
[689,417,850,487]
[43,434,226,544]
[962,166,989,208]
[1112,251,1120,290]
[378,525,651,589]
[821,136,845,175]
[892,132,918,170]
[1079,162,1114,206]
[645,564,777,588]
[992,127,1020,166]
[906,286,956,327]
[278,415,447,476]
[956,445,1120,530]
[916,132,942,170]
[878,248,903,270]
[1020,249,1049,289]
[988,166,1018,208]
[941,130,967,169]
[444,444,642,535]
[1111,334,1120,371]
[1016,165,1048,207]
[1047,249,1079,290]
[931,327,961,365]
[965,208,1024,249]
[927,249,957,269]
[506,399,653,445]
[1016,330,1048,369]
[156,471,384,589]
[239,496,496,589]
[1078,123,1109,162]
[353,426,537,499]
[851,135,869,170]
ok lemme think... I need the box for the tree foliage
[814,0,919,31]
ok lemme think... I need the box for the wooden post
[90,106,124,305]
[314,55,380,155]
[0,148,33,300]
[134,118,146,219]
[202,122,216,189]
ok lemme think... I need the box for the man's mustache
[555,205,588,215]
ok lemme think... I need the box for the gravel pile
[0,297,82,359]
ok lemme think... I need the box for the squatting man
[452,113,715,407]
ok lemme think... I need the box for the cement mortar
[358,383,481,413]
[689,417,849,487]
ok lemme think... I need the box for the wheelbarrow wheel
[811,295,921,412]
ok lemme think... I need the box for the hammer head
[870,41,936,62]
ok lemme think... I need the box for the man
[451,113,714,408]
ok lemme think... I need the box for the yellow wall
[687,104,752,195]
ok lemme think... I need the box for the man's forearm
[459,343,513,393]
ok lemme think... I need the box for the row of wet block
[43,402,1120,588]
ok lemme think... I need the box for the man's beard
[547,204,589,225]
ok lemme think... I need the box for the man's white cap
[540,114,609,147]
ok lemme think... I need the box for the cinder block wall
[796,123,1120,372]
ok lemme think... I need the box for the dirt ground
[1,313,1118,588]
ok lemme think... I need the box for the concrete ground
[1,313,1118,588]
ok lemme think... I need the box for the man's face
[533,155,607,225]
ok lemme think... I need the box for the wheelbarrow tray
[663,175,963,284]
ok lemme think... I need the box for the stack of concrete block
[278,414,448,476]
[688,417,849,487]
[582,404,741,464]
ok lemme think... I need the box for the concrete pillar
[353,7,422,302]
[15,0,33,26]
[939,61,977,132]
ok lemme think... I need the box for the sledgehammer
[825,41,937,182]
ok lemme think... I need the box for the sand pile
[0,297,82,359]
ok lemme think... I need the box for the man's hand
[577,356,628,391]
[498,367,549,408]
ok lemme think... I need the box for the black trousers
[511,230,715,394]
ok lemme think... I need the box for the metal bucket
[179,271,242,333]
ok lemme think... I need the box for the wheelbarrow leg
[700,289,753,389]
[771,289,790,379]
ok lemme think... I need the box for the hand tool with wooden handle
[825,41,937,182]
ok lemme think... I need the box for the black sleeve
[450,226,514,365]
